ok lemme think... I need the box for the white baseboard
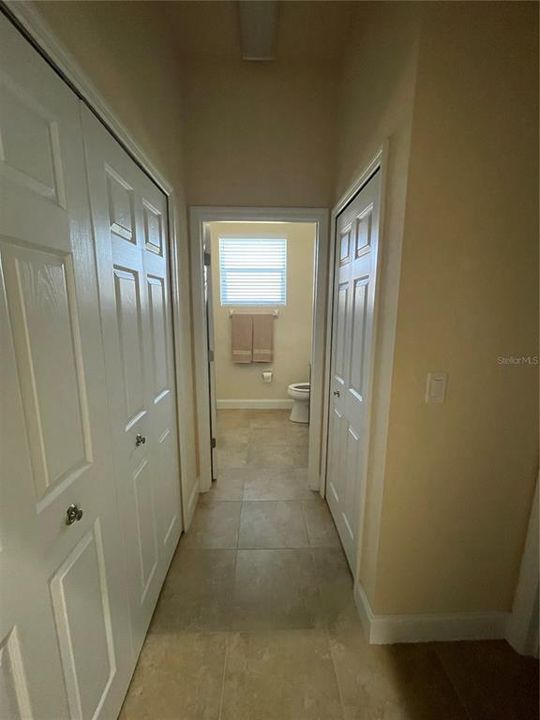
[354,582,509,644]
[216,399,293,410]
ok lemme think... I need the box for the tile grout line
[217,632,231,720]
[324,623,348,720]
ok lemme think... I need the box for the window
[219,237,287,306]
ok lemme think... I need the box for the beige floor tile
[303,500,341,547]
[246,442,297,467]
[217,443,248,467]
[183,501,241,548]
[221,631,344,720]
[248,410,291,429]
[217,425,250,444]
[243,468,315,500]
[329,631,468,720]
[434,640,540,720]
[232,549,321,630]
[239,500,309,548]
[312,548,358,631]
[249,424,309,446]
[217,409,252,428]
[201,469,246,501]
[150,548,236,631]
[119,632,227,720]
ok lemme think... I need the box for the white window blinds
[219,237,287,306]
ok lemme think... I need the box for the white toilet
[288,382,310,423]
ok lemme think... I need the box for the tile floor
[120,410,539,720]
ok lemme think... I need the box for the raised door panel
[0,628,32,720]
[113,267,146,429]
[333,282,349,387]
[1,244,91,507]
[0,71,66,207]
[147,275,169,402]
[132,459,159,602]
[349,277,368,404]
[50,522,116,720]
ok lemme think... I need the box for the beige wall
[209,222,315,401]
[180,56,339,207]
[34,1,200,493]
[373,1,539,615]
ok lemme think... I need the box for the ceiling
[164,1,356,60]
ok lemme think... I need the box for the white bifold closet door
[82,108,182,658]
[0,14,132,720]
[326,170,381,570]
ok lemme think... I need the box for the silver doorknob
[333,390,341,397]
[135,433,146,447]
[65,503,83,525]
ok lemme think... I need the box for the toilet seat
[289,382,310,394]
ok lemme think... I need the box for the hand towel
[252,313,274,363]
[231,314,253,363]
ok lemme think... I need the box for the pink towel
[252,314,274,363]
[231,314,253,363]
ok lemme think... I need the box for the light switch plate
[425,372,447,404]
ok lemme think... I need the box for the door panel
[327,170,381,570]
[49,522,116,720]
[82,106,182,657]
[0,14,131,719]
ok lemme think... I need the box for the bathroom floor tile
[246,442,297,467]
[217,443,248,467]
[303,499,341,547]
[243,468,315,501]
[433,640,540,720]
[232,549,321,630]
[312,548,358,632]
[238,500,309,548]
[150,548,236,632]
[248,410,291,429]
[221,630,343,720]
[202,469,247,501]
[329,632,468,720]
[119,632,227,720]
[183,501,241,548]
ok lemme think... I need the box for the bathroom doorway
[190,208,329,496]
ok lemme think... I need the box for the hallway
[119,411,538,720]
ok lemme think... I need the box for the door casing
[190,207,329,494]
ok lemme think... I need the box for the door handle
[65,503,83,525]
[333,390,340,397]
[135,433,146,447]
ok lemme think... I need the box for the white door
[326,170,381,569]
[203,226,218,479]
[82,108,182,656]
[0,15,131,720]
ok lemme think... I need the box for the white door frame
[190,206,329,494]
[322,144,389,578]
[5,1,193,528]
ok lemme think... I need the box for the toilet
[288,383,310,423]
